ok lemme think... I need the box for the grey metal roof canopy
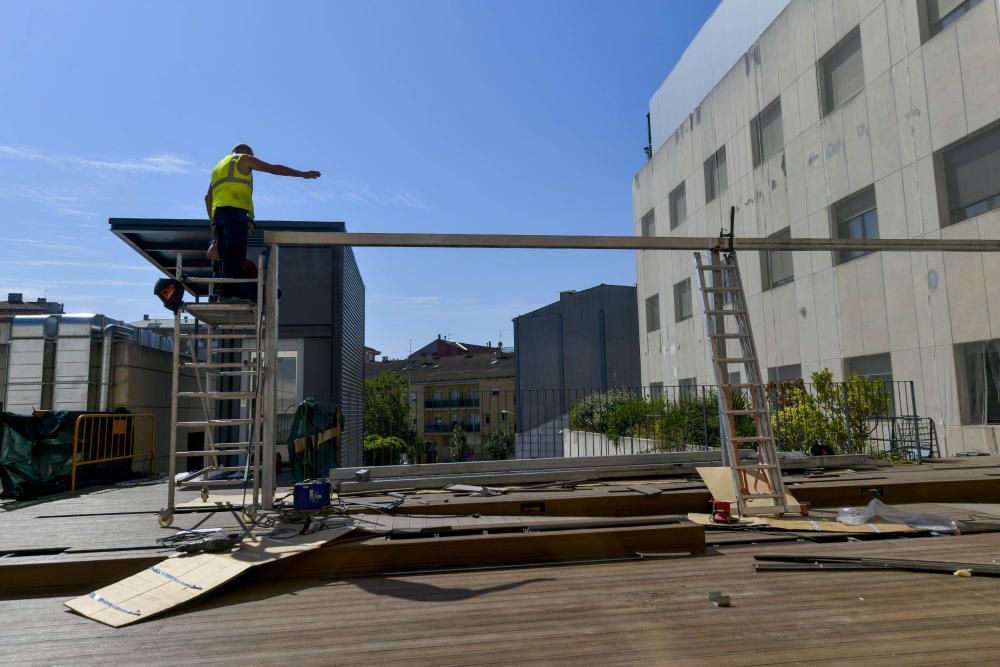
[110,218,348,296]
[264,231,1000,252]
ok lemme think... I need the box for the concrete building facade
[634,0,1000,456]
[513,285,641,445]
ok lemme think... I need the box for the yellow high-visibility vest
[209,153,254,219]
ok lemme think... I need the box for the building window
[956,339,1000,424]
[678,377,698,400]
[768,364,803,383]
[645,294,661,332]
[674,278,693,322]
[704,146,728,203]
[844,352,894,414]
[844,353,893,384]
[761,227,794,290]
[819,28,864,115]
[832,187,879,264]
[669,182,687,229]
[641,208,655,237]
[751,98,784,167]
[941,122,1000,225]
[926,0,982,38]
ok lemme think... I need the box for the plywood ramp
[65,524,353,627]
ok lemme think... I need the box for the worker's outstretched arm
[239,155,320,179]
[204,187,213,221]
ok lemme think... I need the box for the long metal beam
[264,231,1000,252]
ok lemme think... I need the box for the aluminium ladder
[694,245,795,517]
[158,253,269,527]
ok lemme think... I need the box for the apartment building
[366,350,515,461]
[634,0,1000,455]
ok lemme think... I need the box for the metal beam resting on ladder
[264,231,1000,252]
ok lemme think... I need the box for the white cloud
[312,182,428,209]
[393,190,429,210]
[15,260,155,272]
[0,236,91,253]
[2,186,95,216]
[0,144,195,174]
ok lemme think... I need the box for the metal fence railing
[71,413,156,491]
[345,379,930,467]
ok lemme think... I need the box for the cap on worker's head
[232,143,254,156]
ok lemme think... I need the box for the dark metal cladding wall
[514,285,641,432]
[336,245,365,467]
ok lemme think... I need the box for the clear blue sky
[0,0,718,359]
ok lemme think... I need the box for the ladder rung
[210,348,257,354]
[702,287,740,293]
[175,448,249,457]
[741,493,786,500]
[177,419,254,428]
[731,436,772,442]
[176,478,249,488]
[725,409,769,415]
[181,303,257,313]
[717,357,753,364]
[706,309,745,316]
[182,362,250,369]
[711,333,751,339]
[724,383,761,389]
[183,277,259,284]
[697,264,736,271]
[190,465,248,473]
[176,391,256,399]
[178,333,250,340]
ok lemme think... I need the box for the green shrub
[363,434,408,465]
[568,390,665,445]
[771,369,891,454]
[486,429,515,460]
[654,390,755,451]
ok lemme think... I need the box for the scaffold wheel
[157,509,174,527]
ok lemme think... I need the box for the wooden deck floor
[5,460,1000,663]
[5,529,1000,665]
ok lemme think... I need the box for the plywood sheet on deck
[65,524,352,627]
[687,513,914,533]
[697,466,799,510]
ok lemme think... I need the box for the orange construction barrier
[71,413,155,491]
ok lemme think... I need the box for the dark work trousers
[214,206,251,298]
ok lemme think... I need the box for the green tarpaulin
[0,411,136,500]
[286,398,340,482]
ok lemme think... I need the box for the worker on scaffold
[205,144,321,300]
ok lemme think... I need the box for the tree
[450,423,467,461]
[364,371,410,440]
[486,429,515,460]
[363,371,420,462]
